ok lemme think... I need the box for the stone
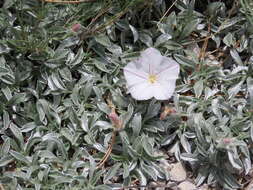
[169,162,187,182]
[245,181,253,190]
[178,181,197,190]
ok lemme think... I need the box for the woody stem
[97,130,116,168]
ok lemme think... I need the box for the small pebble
[178,181,197,190]
[169,162,187,182]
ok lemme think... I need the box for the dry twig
[199,23,211,61]
[0,184,5,190]
[158,0,179,23]
[96,130,117,168]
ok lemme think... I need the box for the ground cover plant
[1,0,253,189]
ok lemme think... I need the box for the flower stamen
[148,74,157,84]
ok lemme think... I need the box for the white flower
[123,47,180,100]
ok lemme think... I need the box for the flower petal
[156,57,180,81]
[128,82,154,100]
[123,61,148,86]
[139,47,163,74]
[153,80,177,100]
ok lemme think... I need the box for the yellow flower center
[148,74,157,84]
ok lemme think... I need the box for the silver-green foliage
[0,0,253,189]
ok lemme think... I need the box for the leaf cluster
[0,0,253,189]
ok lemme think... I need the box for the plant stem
[97,130,116,168]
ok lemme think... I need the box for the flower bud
[222,138,233,144]
[71,23,81,32]
[108,111,122,130]
[160,106,176,120]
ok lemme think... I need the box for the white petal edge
[139,47,163,74]
[128,82,154,100]
[156,57,180,81]
[153,80,177,100]
[123,62,148,86]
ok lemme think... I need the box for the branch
[96,130,117,168]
